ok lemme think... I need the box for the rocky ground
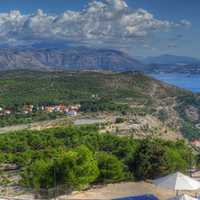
[0,111,183,142]
[2,180,199,200]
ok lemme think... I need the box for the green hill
[0,70,184,106]
[0,70,200,140]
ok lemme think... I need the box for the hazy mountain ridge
[0,48,200,74]
[142,54,200,74]
[0,48,145,72]
[143,54,200,65]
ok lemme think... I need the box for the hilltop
[0,70,200,140]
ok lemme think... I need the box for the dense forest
[0,125,194,196]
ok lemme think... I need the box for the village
[0,103,81,117]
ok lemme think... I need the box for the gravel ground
[58,181,177,200]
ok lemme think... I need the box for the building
[4,109,12,115]
[23,105,34,114]
[191,140,200,148]
[66,110,77,116]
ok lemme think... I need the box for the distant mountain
[0,47,146,72]
[1,48,200,74]
[143,54,200,65]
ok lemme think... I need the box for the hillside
[0,47,145,71]
[0,70,179,105]
[0,70,200,140]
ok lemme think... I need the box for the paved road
[0,124,31,134]
[0,117,106,134]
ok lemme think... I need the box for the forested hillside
[0,70,200,140]
[0,125,193,198]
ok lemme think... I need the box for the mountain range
[0,47,145,72]
[0,47,199,73]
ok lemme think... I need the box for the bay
[149,73,200,93]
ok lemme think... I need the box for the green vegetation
[0,70,152,127]
[0,125,193,192]
[129,139,190,180]
[0,71,152,107]
[176,95,200,122]
[176,95,200,140]
[1,70,200,140]
[96,152,125,183]
[0,112,62,127]
[80,99,129,113]
[181,121,200,141]
[115,117,125,124]
[22,145,99,190]
[157,109,169,122]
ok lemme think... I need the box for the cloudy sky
[0,0,199,58]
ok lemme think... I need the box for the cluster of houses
[39,104,81,116]
[191,139,200,148]
[0,107,12,116]
[0,104,81,117]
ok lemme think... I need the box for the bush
[158,109,168,122]
[133,140,168,179]
[115,118,125,124]
[128,139,189,180]
[165,148,188,173]
[181,121,200,141]
[22,145,99,190]
[80,99,129,113]
[21,159,53,189]
[96,152,125,183]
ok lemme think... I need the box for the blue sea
[149,73,200,93]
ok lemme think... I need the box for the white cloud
[0,0,191,47]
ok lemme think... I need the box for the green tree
[96,152,125,183]
[21,159,53,189]
[22,145,99,190]
[165,148,187,173]
[129,139,170,180]
[54,145,99,189]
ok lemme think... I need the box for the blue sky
[0,0,199,58]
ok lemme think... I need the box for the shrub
[96,152,125,183]
[128,139,189,180]
[115,118,125,124]
[22,145,99,190]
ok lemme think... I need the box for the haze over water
[150,73,200,93]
